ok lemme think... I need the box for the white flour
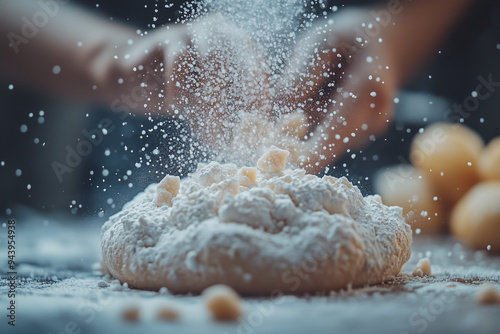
[101,148,412,294]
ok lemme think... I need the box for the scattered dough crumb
[121,307,140,322]
[155,175,180,206]
[157,306,180,321]
[257,146,290,173]
[476,284,500,304]
[237,167,258,187]
[413,258,431,277]
[203,284,242,321]
[97,280,109,288]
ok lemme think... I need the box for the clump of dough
[476,284,500,304]
[412,258,431,277]
[257,146,290,173]
[450,181,500,251]
[203,284,242,321]
[237,167,257,187]
[157,306,180,321]
[121,306,140,322]
[155,175,180,206]
[479,137,500,181]
[374,165,445,234]
[101,147,412,294]
[410,123,483,207]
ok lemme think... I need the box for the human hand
[276,9,399,174]
[122,13,272,148]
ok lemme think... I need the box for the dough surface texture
[102,149,412,294]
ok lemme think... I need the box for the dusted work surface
[0,217,499,334]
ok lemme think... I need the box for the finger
[301,58,394,174]
[275,21,343,113]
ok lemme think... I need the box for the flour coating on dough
[101,149,412,294]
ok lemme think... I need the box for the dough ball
[479,137,500,181]
[412,258,431,277]
[157,306,180,321]
[374,165,445,234]
[476,284,500,304]
[121,306,140,322]
[450,181,500,251]
[410,123,483,207]
[101,148,411,294]
[203,285,242,321]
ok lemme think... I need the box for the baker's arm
[0,0,160,109]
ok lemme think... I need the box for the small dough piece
[257,146,290,173]
[374,165,445,234]
[450,182,500,251]
[476,284,500,304]
[155,175,180,206]
[410,123,483,207]
[97,280,109,288]
[237,167,257,187]
[412,258,431,277]
[157,306,180,321]
[203,285,242,321]
[122,307,140,322]
[479,137,500,181]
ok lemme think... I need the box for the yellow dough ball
[203,285,242,321]
[450,182,500,251]
[374,165,445,234]
[479,137,500,181]
[410,123,483,207]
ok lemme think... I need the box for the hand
[121,13,272,148]
[276,9,399,174]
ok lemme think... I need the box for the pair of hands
[126,11,398,174]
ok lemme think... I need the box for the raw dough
[412,258,431,277]
[203,284,242,321]
[121,307,140,322]
[476,284,500,304]
[410,123,483,207]
[450,181,500,251]
[101,148,412,294]
[374,165,445,234]
[479,137,500,182]
[156,306,180,321]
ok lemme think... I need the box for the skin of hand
[83,13,273,148]
[277,9,397,174]
[276,0,475,174]
[0,2,271,148]
[121,13,272,147]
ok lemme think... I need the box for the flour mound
[101,148,412,294]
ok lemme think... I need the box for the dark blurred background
[1,0,499,218]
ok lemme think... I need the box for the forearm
[0,0,165,111]
[380,0,476,84]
